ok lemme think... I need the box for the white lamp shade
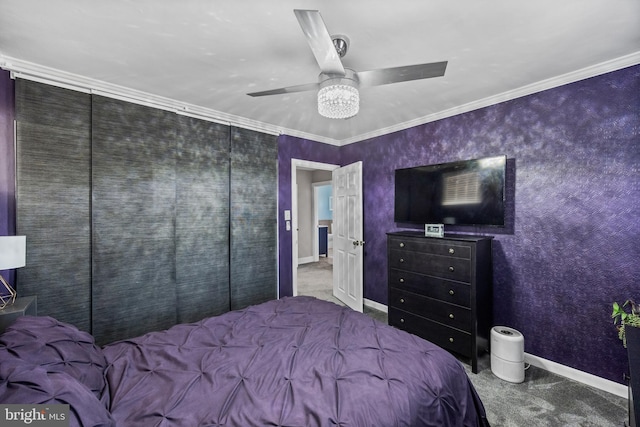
[0,236,26,270]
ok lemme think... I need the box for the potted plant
[612,299,639,427]
[612,300,640,347]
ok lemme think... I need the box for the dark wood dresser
[387,231,493,373]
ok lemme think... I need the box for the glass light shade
[317,84,359,119]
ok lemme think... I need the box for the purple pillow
[0,358,115,427]
[0,316,109,407]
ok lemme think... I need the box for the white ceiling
[1,0,639,145]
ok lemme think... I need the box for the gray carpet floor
[297,255,630,426]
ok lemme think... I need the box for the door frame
[291,159,339,297]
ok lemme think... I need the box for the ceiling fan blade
[247,82,320,97]
[357,61,448,88]
[294,9,345,76]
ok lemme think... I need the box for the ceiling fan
[247,9,448,119]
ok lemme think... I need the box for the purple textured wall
[0,70,16,286]
[0,70,15,236]
[277,135,341,297]
[278,65,639,383]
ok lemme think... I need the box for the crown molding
[2,52,638,146]
[276,129,342,146]
[0,54,285,137]
[339,51,640,145]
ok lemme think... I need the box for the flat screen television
[394,155,506,226]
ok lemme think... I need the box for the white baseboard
[364,299,388,313]
[297,256,314,265]
[337,300,627,399]
[524,353,628,399]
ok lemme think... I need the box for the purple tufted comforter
[103,296,489,426]
[0,296,490,426]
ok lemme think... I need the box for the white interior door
[332,161,363,312]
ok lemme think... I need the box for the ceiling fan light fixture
[318,69,360,119]
[318,84,359,119]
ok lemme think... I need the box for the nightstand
[0,295,37,334]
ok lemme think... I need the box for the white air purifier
[491,326,525,383]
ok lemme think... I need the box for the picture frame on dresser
[387,231,493,373]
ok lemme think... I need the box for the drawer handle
[400,258,405,263]
[448,266,454,272]
[449,313,454,319]
[449,337,454,343]
[449,289,455,295]
[449,248,455,254]
[399,242,405,248]
[399,278,405,283]
[400,298,405,303]
[400,318,405,323]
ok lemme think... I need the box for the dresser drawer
[388,237,471,259]
[389,308,472,357]
[389,249,471,281]
[389,287,471,331]
[389,268,470,306]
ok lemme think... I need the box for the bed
[0,296,490,426]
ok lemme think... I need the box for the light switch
[284,210,291,221]
[286,220,291,231]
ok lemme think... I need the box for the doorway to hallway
[291,159,338,303]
